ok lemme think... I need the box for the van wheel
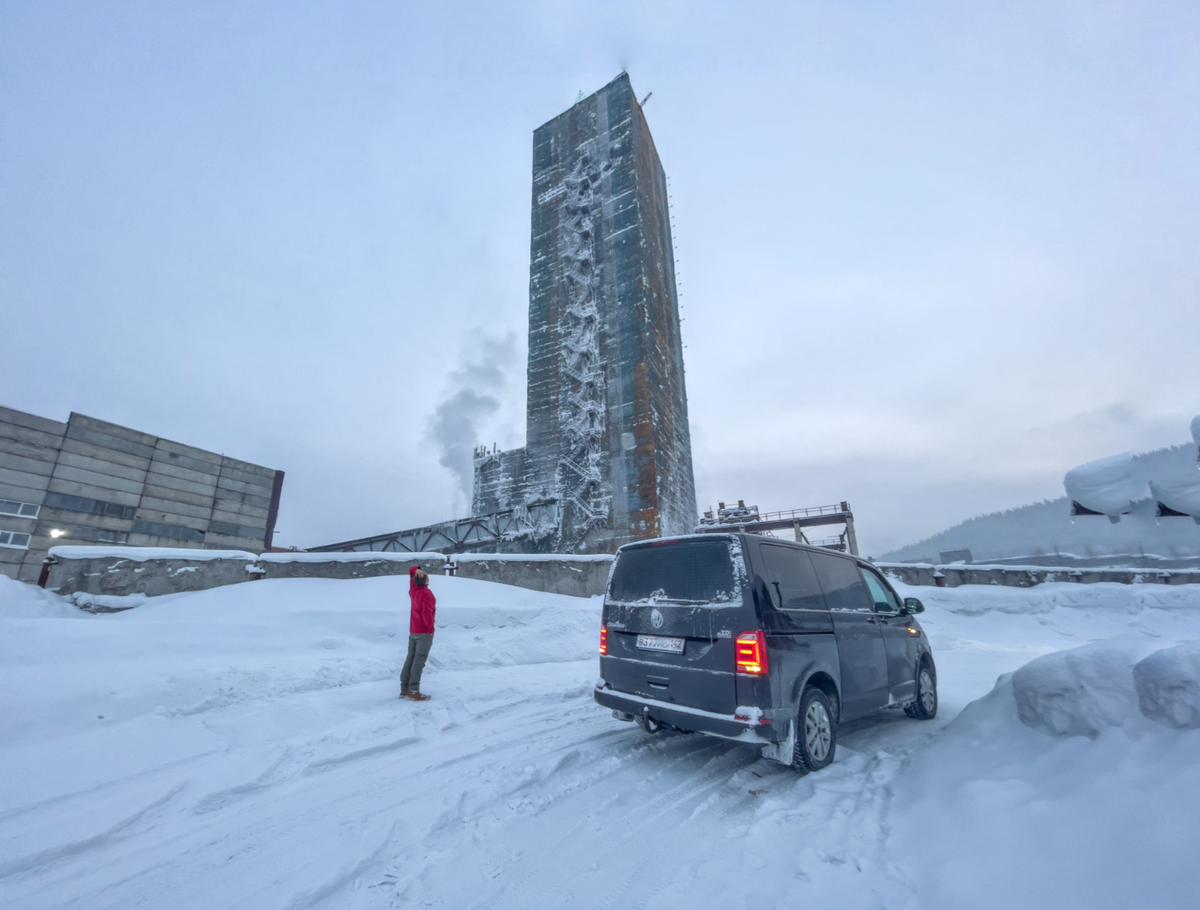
[791,688,836,775]
[904,664,937,719]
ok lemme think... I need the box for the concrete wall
[42,548,447,600]
[38,547,608,605]
[451,555,613,597]
[37,548,1199,610]
[258,553,446,581]
[877,562,1200,588]
[44,550,259,599]
[0,406,284,582]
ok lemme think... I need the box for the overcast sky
[3,1,1198,555]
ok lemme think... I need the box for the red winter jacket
[408,565,436,634]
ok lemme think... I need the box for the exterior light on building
[49,529,66,538]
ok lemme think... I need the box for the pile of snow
[1005,638,1200,737]
[1011,641,1149,737]
[1134,641,1200,729]
[1063,451,1146,520]
[894,636,1200,910]
[0,575,88,619]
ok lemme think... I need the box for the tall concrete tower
[473,73,696,553]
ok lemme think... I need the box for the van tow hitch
[637,706,665,734]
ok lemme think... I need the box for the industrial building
[314,73,697,556]
[0,406,284,582]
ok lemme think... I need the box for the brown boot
[409,690,431,701]
[399,687,412,699]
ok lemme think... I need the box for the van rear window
[609,540,738,604]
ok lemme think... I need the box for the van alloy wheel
[905,665,938,720]
[791,687,836,775]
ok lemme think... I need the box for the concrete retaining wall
[44,549,259,599]
[38,547,1200,607]
[41,546,606,603]
[877,562,1200,588]
[258,552,446,581]
[43,547,447,601]
[451,554,613,597]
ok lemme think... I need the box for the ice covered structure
[1064,452,1148,523]
[1150,474,1200,523]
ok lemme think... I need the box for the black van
[593,533,936,773]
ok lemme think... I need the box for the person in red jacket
[400,565,437,700]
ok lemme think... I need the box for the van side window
[810,551,874,612]
[761,545,826,611]
[861,569,901,614]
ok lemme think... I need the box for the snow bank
[48,546,257,561]
[1063,452,1147,519]
[894,638,1200,910]
[1010,641,1149,737]
[0,575,86,619]
[1134,641,1200,729]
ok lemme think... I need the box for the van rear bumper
[594,682,782,743]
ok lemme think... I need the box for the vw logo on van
[650,608,664,629]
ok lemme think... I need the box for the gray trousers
[400,633,434,689]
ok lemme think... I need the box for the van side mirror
[903,597,925,615]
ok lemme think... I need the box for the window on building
[42,492,137,520]
[0,499,40,519]
[131,520,205,543]
[0,530,32,549]
[207,520,267,540]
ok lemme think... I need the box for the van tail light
[600,625,608,655]
[735,631,768,675]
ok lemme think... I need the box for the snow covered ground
[2,573,1199,909]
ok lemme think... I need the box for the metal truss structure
[696,501,859,556]
[309,501,561,555]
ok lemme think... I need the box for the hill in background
[880,444,1200,566]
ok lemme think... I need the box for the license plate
[636,635,685,654]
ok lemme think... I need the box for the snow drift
[894,636,1200,910]
[1011,641,1148,737]
[1134,641,1200,729]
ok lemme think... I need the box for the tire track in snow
[0,783,187,880]
[384,733,762,910]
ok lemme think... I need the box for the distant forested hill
[880,445,1200,563]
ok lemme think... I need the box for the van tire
[905,663,938,720]
[791,687,836,775]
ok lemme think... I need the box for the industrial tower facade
[472,73,697,553]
